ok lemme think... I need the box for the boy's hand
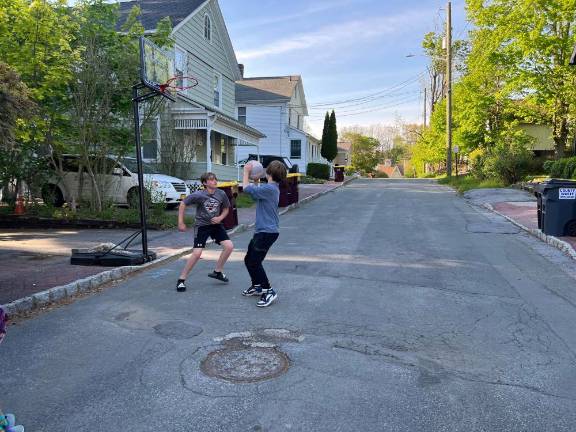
[178,222,187,232]
[210,216,221,224]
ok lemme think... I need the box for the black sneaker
[208,271,229,282]
[176,280,186,292]
[242,285,261,296]
[257,289,277,307]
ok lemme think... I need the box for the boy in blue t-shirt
[241,160,287,307]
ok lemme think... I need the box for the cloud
[230,0,363,29]
[236,9,431,61]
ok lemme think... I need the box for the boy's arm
[242,163,251,190]
[178,201,187,231]
[211,206,229,224]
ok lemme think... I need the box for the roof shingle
[116,0,206,31]
[236,76,300,103]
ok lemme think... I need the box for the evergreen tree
[320,111,330,161]
[326,110,338,162]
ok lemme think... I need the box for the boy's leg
[244,233,278,289]
[179,248,203,280]
[208,225,233,282]
[215,240,234,272]
[177,226,209,291]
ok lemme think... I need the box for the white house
[118,0,265,181]
[235,74,325,173]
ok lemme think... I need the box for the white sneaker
[256,289,277,307]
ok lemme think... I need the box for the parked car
[41,155,189,209]
[238,154,299,174]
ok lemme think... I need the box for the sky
[219,0,469,137]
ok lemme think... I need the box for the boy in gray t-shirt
[176,172,234,292]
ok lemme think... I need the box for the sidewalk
[0,180,351,312]
[464,187,576,258]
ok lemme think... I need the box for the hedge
[306,162,330,180]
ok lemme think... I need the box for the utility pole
[446,1,453,177]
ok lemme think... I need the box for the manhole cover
[153,321,202,340]
[200,347,290,383]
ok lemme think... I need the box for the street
[2,179,576,431]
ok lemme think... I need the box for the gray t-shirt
[244,183,280,233]
[183,189,230,227]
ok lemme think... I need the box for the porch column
[206,124,212,172]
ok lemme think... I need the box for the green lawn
[235,192,255,208]
[3,202,194,229]
[437,175,505,194]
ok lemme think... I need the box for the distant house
[235,75,325,173]
[376,159,403,178]
[518,123,557,156]
[334,140,351,166]
[117,0,265,181]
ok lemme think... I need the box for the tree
[467,0,576,158]
[320,110,338,162]
[328,110,338,161]
[345,132,381,174]
[63,0,173,211]
[0,0,78,198]
[320,111,330,160]
[0,62,38,200]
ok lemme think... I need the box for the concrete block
[33,290,51,308]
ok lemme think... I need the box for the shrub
[542,160,555,175]
[344,165,356,175]
[306,163,330,180]
[483,136,533,185]
[468,147,487,180]
[299,175,325,184]
[550,159,568,178]
[373,172,389,178]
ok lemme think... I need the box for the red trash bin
[217,181,238,230]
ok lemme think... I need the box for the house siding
[172,1,236,118]
[237,105,284,160]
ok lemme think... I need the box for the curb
[479,202,576,261]
[2,178,355,316]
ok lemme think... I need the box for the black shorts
[194,224,230,248]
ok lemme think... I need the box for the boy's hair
[200,172,217,185]
[266,160,287,183]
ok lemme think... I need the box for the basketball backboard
[139,37,174,96]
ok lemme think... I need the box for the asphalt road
[2,179,576,431]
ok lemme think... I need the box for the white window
[204,14,211,41]
[142,117,160,160]
[175,46,186,88]
[238,106,246,124]
[213,73,222,108]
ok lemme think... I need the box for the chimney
[238,63,244,78]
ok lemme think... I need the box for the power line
[308,71,427,107]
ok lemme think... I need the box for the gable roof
[236,76,301,103]
[116,0,207,31]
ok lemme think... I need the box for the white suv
[41,155,189,209]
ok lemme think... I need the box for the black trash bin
[535,179,576,236]
[334,165,345,182]
[218,181,238,230]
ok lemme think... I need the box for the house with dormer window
[118,0,265,181]
[235,74,326,173]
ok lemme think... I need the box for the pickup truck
[238,154,299,174]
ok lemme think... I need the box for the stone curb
[2,178,355,316]
[479,202,576,261]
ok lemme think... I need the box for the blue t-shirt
[244,183,280,233]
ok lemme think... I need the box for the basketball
[248,160,265,180]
